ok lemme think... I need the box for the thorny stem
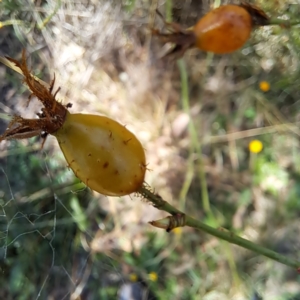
[138,185,300,271]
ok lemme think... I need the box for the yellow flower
[148,272,158,282]
[249,140,263,154]
[129,273,138,282]
[259,81,270,92]
[172,227,182,235]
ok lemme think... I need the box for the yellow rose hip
[0,51,146,196]
[54,113,146,196]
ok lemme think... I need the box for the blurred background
[1,0,300,299]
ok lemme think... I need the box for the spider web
[0,141,160,300]
[0,146,119,299]
[0,148,78,299]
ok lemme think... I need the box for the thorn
[53,86,61,99]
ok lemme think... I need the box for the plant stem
[268,18,300,27]
[151,0,300,271]
[37,0,62,30]
[165,0,173,23]
[185,215,299,269]
[138,185,300,270]
[177,59,211,214]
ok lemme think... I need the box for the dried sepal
[0,55,49,89]
[4,52,50,89]
[0,50,69,144]
[6,51,63,115]
[149,213,186,232]
[0,116,46,141]
[240,2,270,26]
[152,10,196,59]
[152,29,196,59]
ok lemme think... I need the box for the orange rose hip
[193,5,252,54]
[153,4,269,57]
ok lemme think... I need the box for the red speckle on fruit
[123,138,132,145]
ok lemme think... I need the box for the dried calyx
[239,2,270,26]
[0,50,69,143]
